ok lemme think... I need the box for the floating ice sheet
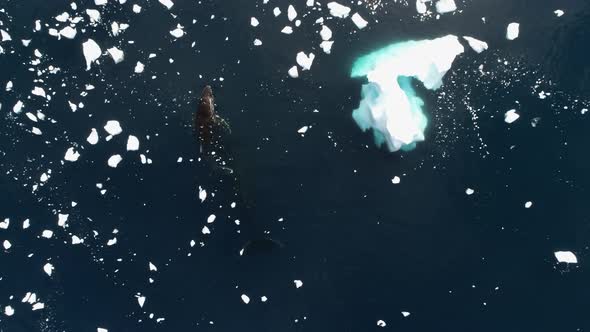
[351,35,464,152]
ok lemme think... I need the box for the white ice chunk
[107,47,124,63]
[13,100,24,114]
[281,26,293,34]
[351,13,368,29]
[64,147,80,162]
[250,17,259,27]
[241,294,250,304]
[465,188,475,195]
[435,0,456,14]
[32,303,44,310]
[506,23,520,40]
[104,120,122,136]
[273,7,281,16]
[463,36,488,53]
[296,51,315,70]
[108,154,123,168]
[58,213,69,227]
[82,39,102,70]
[32,87,46,98]
[392,176,401,184]
[199,186,207,202]
[327,2,351,18]
[554,251,577,264]
[72,235,83,244]
[134,61,145,73]
[1,29,12,42]
[253,38,262,46]
[42,230,53,238]
[126,135,140,151]
[402,311,411,317]
[288,5,297,21]
[0,219,8,229]
[4,306,14,316]
[149,262,157,271]
[3,240,11,250]
[95,0,107,5]
[55,12,70,22]
[297,126,309,134]
[87,128,99,145]
[554,10,564,17]
[288,66,299,78]
[320,25,332,41]
[320,41,333,54]
[294,280,303,288]
[504,109,520,123]
[59,26,77,39]
[43,263,54,276]
[137,296,146,308]
[202,226,211,234]
[170,24,184,38]
[377,320,386,327]
[159,0,174,9]
[207,214,216,223]
[525,201,533,208]
[86,9,101,23]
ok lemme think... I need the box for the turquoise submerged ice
[351,35,464,152]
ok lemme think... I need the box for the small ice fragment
[435,0,457,14]
[202,226,211,234]
[320,25,332,40]
[104,120,122,135]
[170,24,184,38]
[199,186,207,202]
[504,109,520,123]
[42,230,53,238]
[525,201,533,208]
[320,40,334,54]
[506,23,520,40]
[554,10,564,17]
[13,100,24,113]
[108,155,123,168]
[159,0,174,9]
[107,47,124,63]
[59,26,77,39]
[250,17,259,27]
[241,294,250,304]
[582,108,588,115]
[72,235,83,244]
[43,262,54,276]
[296,52,315,70]
[1,29,12,42]
[554,251,577,264]
[273,7,281,16]
[0,219,8,229]
[402,311,411,317]
[207,214,216,223]
[149,262,157,271]
[82,39,102,70]
[87,128,99,145]
[95,0,107,5]
[294,280,303,288]
[134,61,145,73]
[253,39,262,46]
[32,127,42,135]
[86,9,101,23]
[261,296,268,302]
[97,328,108,332]
[4,306,14,316]
[133,4,142,13]
[40,173,49,182]
[465,188,475,195]
[137,296,146,308]
[3,240,11,250]
[23,219,30,229]
[58,213,69,227]
[64,147,81,162]
[288,66,299,78]
[32,87,46,98]
[327,2,351,18]
[32,303,44,310]
[351,13,368,29]
[392,176,401,184]
[377,320,386,327]
[127,135,140,151]
[107,237,117,246]
[281,26,293,34]
[463,36,488,53]
[288,5,297,21]
[297,126,309,134]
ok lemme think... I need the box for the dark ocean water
[1,0,590,331]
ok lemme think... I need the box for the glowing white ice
[554,251,577,264]
[82,39,102,70]
[351,35,464,152]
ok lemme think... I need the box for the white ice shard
[296,51,315,70]
[159,0,174,9]
[554,251,577,264]
[134,61,145,73]
[104,120,122,136]
[87,128,99,144]
[327,2,351,18]
[320,40,334,54]
[320,25,332,41]
[59,26,77,39]
[435,0,456,14]
[463,36,488,53]
[108,154,123,167]
[288,66,299,78]
[288,5,297,21]
[107,47,124,63]
[506,23,519,40]
[126,135,140,151]
[82,39,102,70]
[250,17,259,27]
[64,147,80,161]
[351,13,368,29]
[351,35,464,152]
[170,24,184,38]
[504,109,519,123]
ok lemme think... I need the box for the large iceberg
[351,35,464,152]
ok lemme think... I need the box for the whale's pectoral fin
[216,116,232,134]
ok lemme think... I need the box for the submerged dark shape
[193,85,283,256]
